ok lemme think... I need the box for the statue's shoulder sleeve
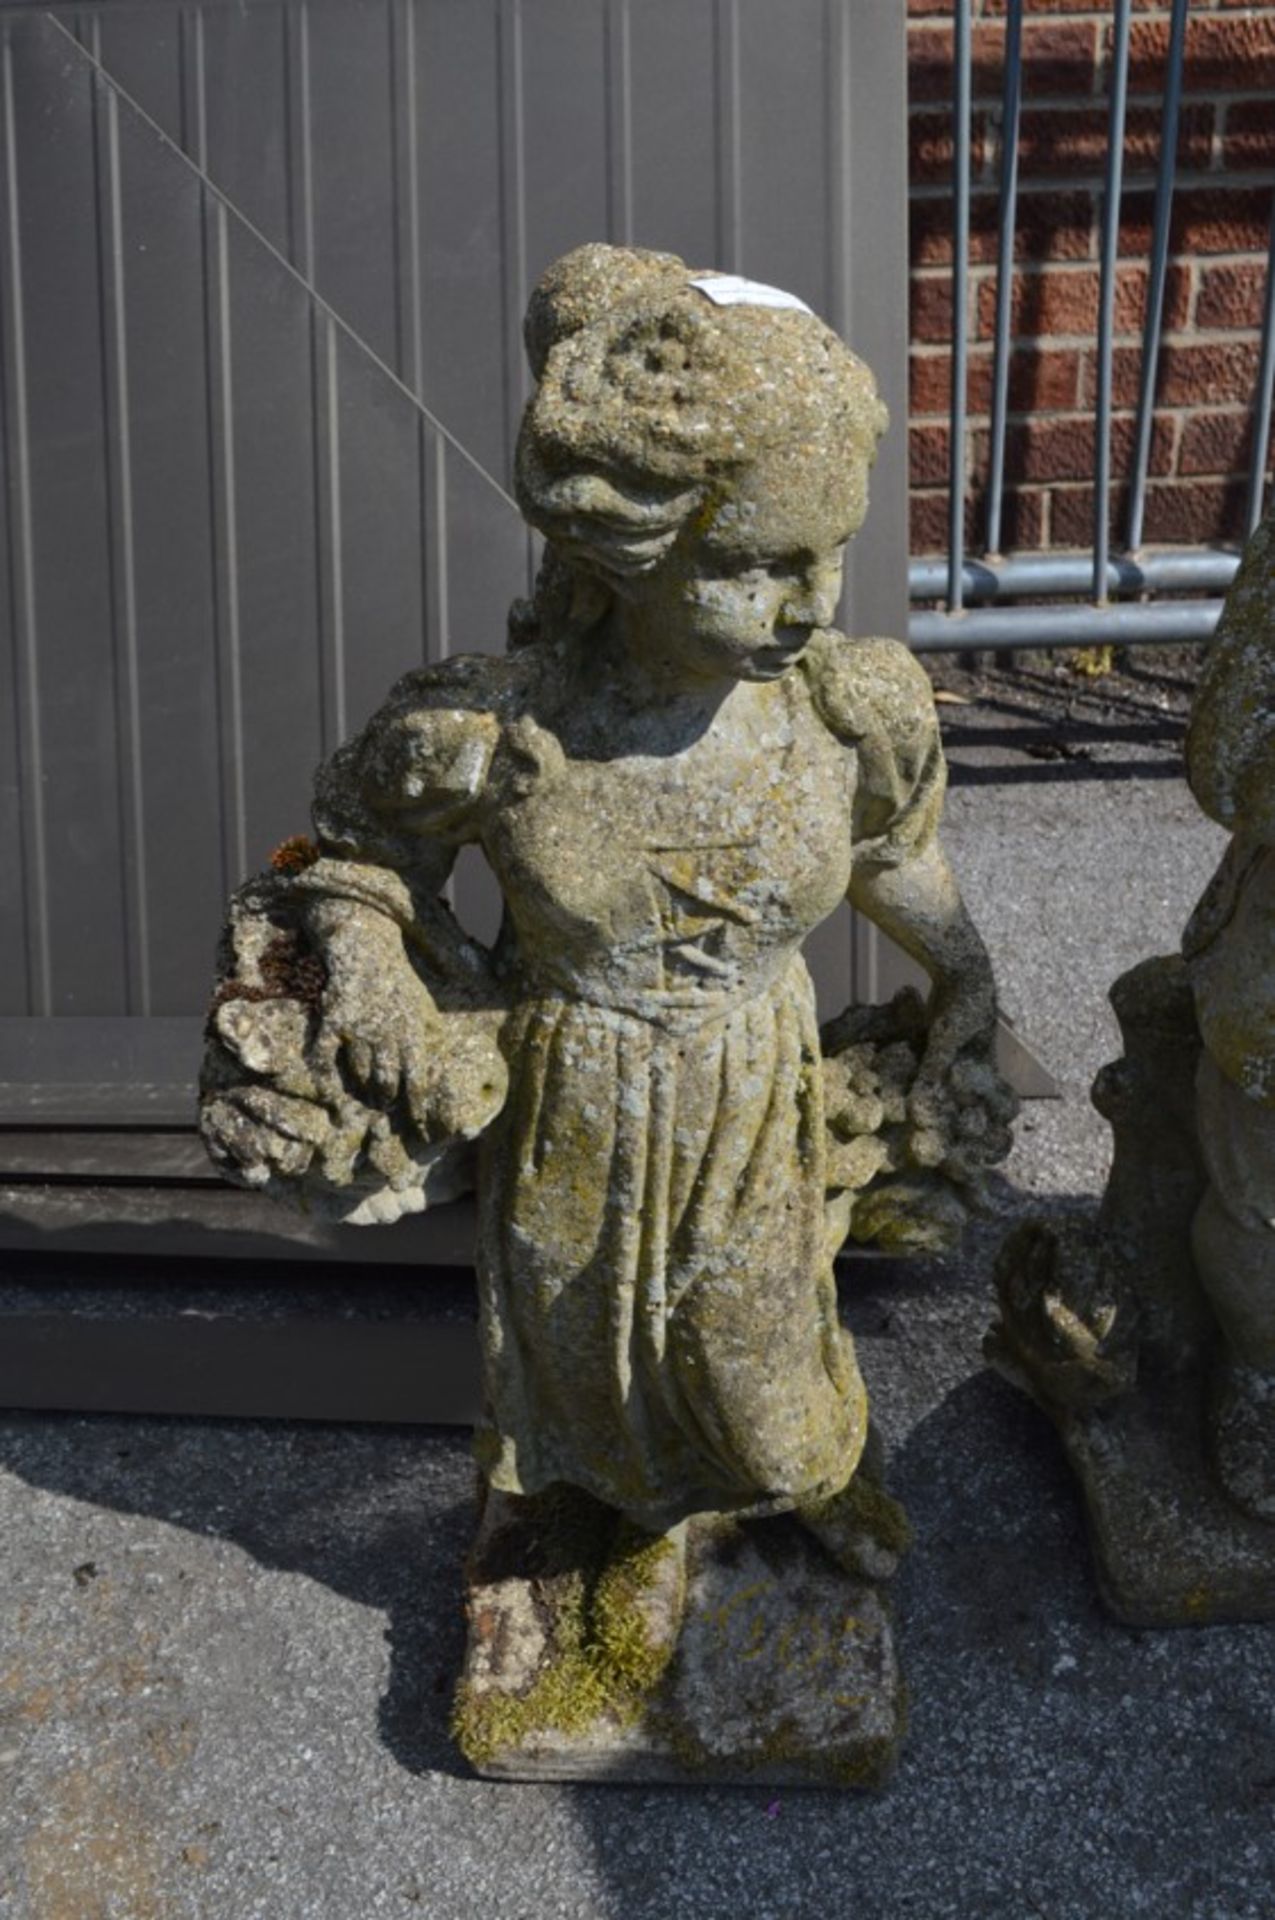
[801,628,947,872]
[313,652,515,862]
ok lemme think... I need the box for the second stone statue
[201,245,1016,1784]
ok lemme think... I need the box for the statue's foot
[797,1457,912,1584]
[1208,1360,1275,1524]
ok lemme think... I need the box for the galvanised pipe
[909,598,1224,652]
[908,547,1241,602]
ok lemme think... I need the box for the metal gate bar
[1128,0,1188,554]
[1251,193,1275,532]
[985,0,1021,562]
[1093,0,1132,604]
[911,0,1275,653]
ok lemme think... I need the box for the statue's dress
[314,628,944,1528]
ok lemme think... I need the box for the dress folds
[312,627,944,1527]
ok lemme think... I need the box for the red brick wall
[908,0,1275,557]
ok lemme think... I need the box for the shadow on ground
[0,1408,478,1780]
[3,1191,1274,1918]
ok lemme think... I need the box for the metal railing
[908,0,1275,652]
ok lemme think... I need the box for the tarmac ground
[3,651,1273,1920]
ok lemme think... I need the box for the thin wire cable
[46,12,522,517]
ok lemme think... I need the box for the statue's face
[622,438,868,684]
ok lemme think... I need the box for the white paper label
[688,274,813,315]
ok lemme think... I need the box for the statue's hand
[306,901,508,1143]
[905,980,1017,1183]
[313,955,447,1129]
[201,1084,330,1187]
[298,897,443,1121]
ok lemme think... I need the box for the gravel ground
[2,652,1272,1920]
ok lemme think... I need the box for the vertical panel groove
[284,0,315,279]
[207,194,247,888]
[191,13,247,891]
[389,0,423,391]
[496,0,534,600]
[428,428,449,660]
[0,23,51,1013]
[286,1,344,756]
[177,4,194,156]
[94,52,151,1013]
[713,0,741,271]
[823,0,851,343]
[391,0,430,668]
[323,315,345,743]
[188,3,207,169]
[496,0,527,483]
[604,0,632,246]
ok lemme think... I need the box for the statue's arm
[295,671,508,1123]
[308,668,504,981]
[848,840,997,1075]
[295,845,481,1126]
[806,625,998,1062]
[202,672,512,1199]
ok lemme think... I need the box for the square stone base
[1052,1376,1275,1627]
[453,1490,903,1787]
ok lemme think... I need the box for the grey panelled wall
[0,0,908,1097]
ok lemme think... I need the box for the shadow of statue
[0,1407,479,1781]
[4,1241,1275,1920]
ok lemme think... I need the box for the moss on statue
[452,1491,682,1771]
[455,1493,905,1785]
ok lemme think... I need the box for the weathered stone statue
[992,509,1275,1626]
[201,245,1014,1782]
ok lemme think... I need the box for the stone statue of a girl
[202,245,1014,1780]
